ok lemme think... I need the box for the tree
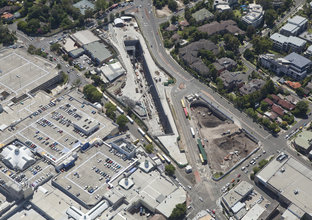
[260,100,269,111]
[224,33,240,53]
[296,87,305,97]
[171,15,177,24]
[50,43,61,52]
[199,49,216,63]
[95,0,108,11]
[165,164,176,176]
[264,9,278,27]
[0,25,16,46]
[169,203,186,220]
[293,101,309,117]
[252,37,273,54]
[116,115,128,130]
[83,84,102,103]
[168,0,178,12]
[243,49,254,61]
[105,102,117,120]
[246,25,256,38]
[145,144,154,153]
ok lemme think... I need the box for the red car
[237,174,241,178]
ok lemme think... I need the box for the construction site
[190,101,258,173]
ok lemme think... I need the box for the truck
[190,127,195,138]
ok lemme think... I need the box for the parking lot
[0,140,54,190]
[65,151,124,195]
[6,92,117,164]
[53,141,132,206]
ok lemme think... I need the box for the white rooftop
[71,30,100,46]
[1,144,35,171]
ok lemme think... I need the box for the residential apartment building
[280,15,308,37]
[241,4,264,27]
[259,53,312,80]
[270,33,306,53]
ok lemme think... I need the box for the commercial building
[259,53,312,80]
[110,138,136,159]
[280,15,308,37]
[71,30,99,47]
[270,33,307,53]
[83,41,114,65]
[241,4,264,27]
[114,18,124,27]
[0,144,35,171]
[221,181,269,219]
[293,130,312,155]
[255,153,312,219]
[0,49,61,103]
[100,61,126,82]
[61,37,84,58]
[73,117,100,136]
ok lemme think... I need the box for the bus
[181,99,185,108]
[183,108,188,118]
[116,106,124,114]
[157,153,165,163]
[138,127,146,137]
[199,153,204,164]
[103,93,109,100]
[145,135,152,144]
[162,154,171,164]
[126,115,134,124]
[190,127,195,138]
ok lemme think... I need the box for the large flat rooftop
[0,91,117,164]
[256,154,312,214]
[0,49,58,102]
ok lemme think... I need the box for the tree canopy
[165,164,175,176]
[116,114,128,130]
[169,203,187,220]
[293,101,309,117]
[105,102,117,120]
[83,84,102,103]
[0,25,16,46]
[18,0,84,35]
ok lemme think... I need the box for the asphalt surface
[126,0,312,218]
[6,0,312,218]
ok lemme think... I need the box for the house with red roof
[272,104,284,116]
[278,99,295,111]
[1,12,13,20]
[263,98,273,106]
[270,94,281,103]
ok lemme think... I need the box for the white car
[241,166,245,171]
